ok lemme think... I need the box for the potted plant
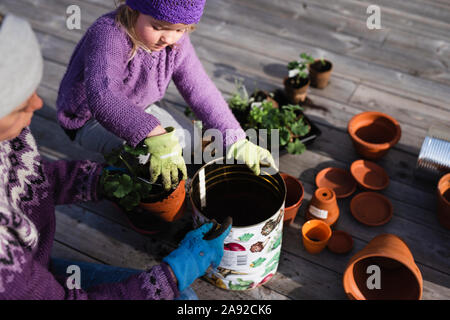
[308,57,333,89]
[284,53,315,103]
[226,83,312,155]
[102,144,186,222]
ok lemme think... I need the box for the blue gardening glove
[144,127,187,191]
[163,222,231,292]
[226,139,278,175]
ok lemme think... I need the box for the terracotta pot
[302,219,332,254]
[327,230,353,254]
[350,160,389,191]
[284,76,310,104]
[250,90,279,109]
[139,180,186,222]
[350,192,393,227]
[306,187,339,226]
[280,172,304,224]
[348,112,401,160]
[308,59,333,89]
[343,234,423,300]
[437,173,450,229]
[315,167,357,198]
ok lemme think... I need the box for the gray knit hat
[0,14,43,118]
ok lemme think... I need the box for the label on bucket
[221,250,248,269]
[309,205,328,219]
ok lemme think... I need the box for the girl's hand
[147,125,167,137]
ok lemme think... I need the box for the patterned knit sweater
[0,128,179,299]
[56,9,246,148]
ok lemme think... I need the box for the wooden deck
[1,0,449,299]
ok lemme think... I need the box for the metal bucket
[189,158,286,290]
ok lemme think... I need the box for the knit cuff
[127,113,161,147]
[161,262,180,298]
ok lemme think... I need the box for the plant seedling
[287,53,315,87]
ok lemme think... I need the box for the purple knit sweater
[0,128,178,299]
[57,10,246,147]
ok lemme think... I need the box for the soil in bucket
[200,177,281,227]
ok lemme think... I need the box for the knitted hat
[0,14,43,118]
[126,0,206,25]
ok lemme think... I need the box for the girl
[56,0,276,191]
[0,13,229,300]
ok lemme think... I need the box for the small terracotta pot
[308,59,333,89]
[343,234,423,300]
[306,187,339,226]
[280,172,304,224]
[348,112,401,160]
[327,230,353,254]
[302,219,332,254]
[350,160,389,191]
[437,173,450,229]
[250,90,279,109]
[284,76,310,104]
[139,180,186,222]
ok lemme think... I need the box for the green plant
[101,144,154,211]
[247,101,310,155]
[225,83,311,155]
[287,53,315,86]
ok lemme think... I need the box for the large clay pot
[437,173,450,229]
[308,59,333,89]
[306,187,339,227]
[348,112,401,160]
[343,234,423,300]
[284,76,310,104]
[280,172,304,224]
[139,180,186,222]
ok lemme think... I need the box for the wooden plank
[6,0,450,109]
[6,0,450,117]
[51,240,104,264]
[355,0,450,26]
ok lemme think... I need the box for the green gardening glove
[226,139,278,175]
[144,127,187,191]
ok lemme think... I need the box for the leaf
[113,174,134,198]
[290,120,310,137]
[279,128,291,146]
[119,191,140,211]
[286,140,306,154]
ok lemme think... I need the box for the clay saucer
[327,230,353,254]
[315,167,357,198]
[350,160,389,191]
[350,192,393,226]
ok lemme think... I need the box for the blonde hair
[114,0,196,62]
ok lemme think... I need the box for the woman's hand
[163,222,231,292]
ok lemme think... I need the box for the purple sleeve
[0,226,178,299]
[172,34,246,147]
[83,28,161,147]
[42,160,104,205]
